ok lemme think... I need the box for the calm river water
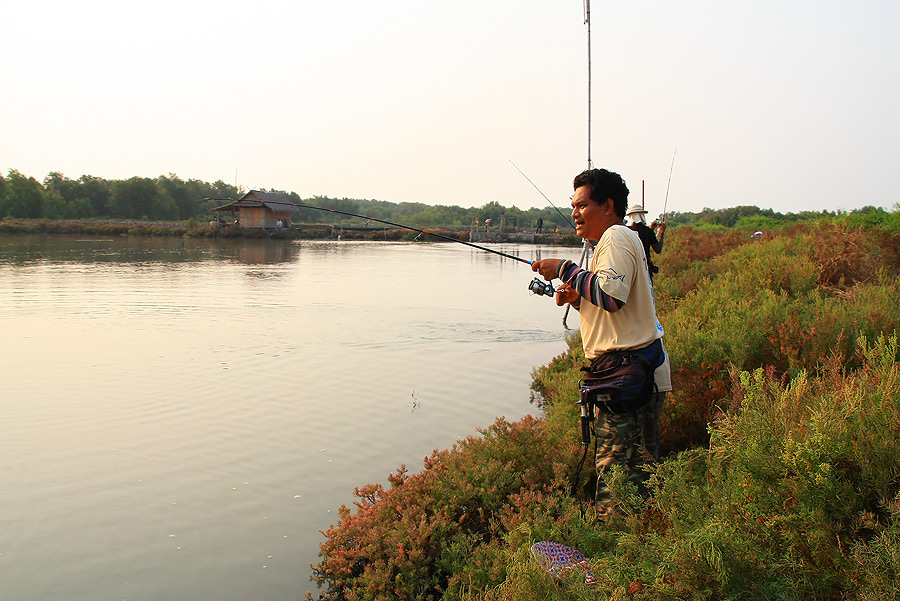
[0,235,579,601]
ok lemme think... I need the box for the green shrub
[660,226,899,454]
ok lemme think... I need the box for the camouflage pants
[637,391,666,461]
[594,409,651,516]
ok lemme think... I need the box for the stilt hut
[214,190,294,229]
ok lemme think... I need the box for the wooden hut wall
[237,207,292,229]
[238,207,267,228]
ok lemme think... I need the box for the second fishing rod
[254,197,569,299]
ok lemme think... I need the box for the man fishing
[531,167,669,517]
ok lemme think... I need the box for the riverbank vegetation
[310,211,900,600]
[0,218,479,244]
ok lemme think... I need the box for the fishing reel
[527,277,555,298]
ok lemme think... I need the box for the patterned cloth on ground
[530,541,597,584]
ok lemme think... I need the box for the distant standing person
[626,204,666,280]
[536,217,543,233]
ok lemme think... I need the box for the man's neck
[596,218,625,241]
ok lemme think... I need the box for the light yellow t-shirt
[579,225,664,359]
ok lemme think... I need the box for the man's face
[571,185,612,241]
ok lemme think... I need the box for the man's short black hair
[573,168,629,219]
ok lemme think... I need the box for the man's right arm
[556,260,624,313]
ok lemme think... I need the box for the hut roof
[213,190,295,213]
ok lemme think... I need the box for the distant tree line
[1,169,895,231]
[666,203,899,231]
[0,169,577,231]
[0,170,241,222]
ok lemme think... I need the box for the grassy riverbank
[311,214,900,600]
[0,218,192,237]
[0,217,512,243]
[0,218,453,241]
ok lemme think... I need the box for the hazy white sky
[3,1,898,215]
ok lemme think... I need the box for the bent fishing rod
[255,198,534,266]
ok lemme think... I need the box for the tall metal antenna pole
[565,0,594,328]
[585,0,592,169]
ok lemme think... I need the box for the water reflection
[0,234,300,266]
[211,239,299,265]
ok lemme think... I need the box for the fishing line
[508,160,576,230]
[663,148,677,220]
[256,198,534,265]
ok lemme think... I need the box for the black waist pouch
[579,346,658,413]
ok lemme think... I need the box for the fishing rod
[508,160,576,230]
[662,148,677,221]
[256,198,534,266]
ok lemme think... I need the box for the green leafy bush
[659,223,899,453]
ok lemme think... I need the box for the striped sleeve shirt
[556,260,624,313]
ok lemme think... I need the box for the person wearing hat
[625,204,665,280]
[625,204,669,459]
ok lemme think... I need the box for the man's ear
[603,198,615,214]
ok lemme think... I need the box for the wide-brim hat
[626,204,649,216]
